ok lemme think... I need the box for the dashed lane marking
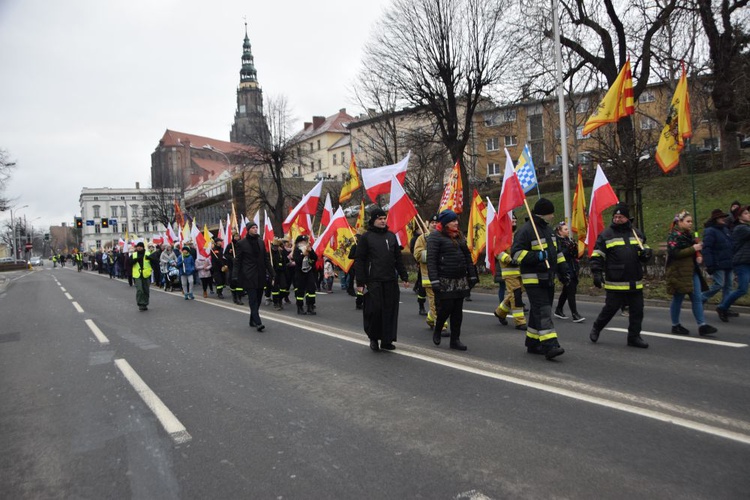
[64,292,73,300]
[114,358,191,444]
[72,301,84,313]
[606,327,747,348]
[85,319,110,345]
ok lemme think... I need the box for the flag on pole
[219,218,226,251]
[262,210,275,250]
[438,160,464,214]
[655,62,692,173]
[467,189,487,264]
[484,197,498,274]
[585,165,619,256]
[173,199,184,228]
[571,166,588,258]
[582,58,635,136]
[223,213,232,252]
[495,149,527,255]
[361,151,410,202]
[283,180,324,232]
[339,153,362,204]
[313,207,348,253]
[239,214,247,239]
[515,144,539,194]
[355,199,366,231]
[288,213,313,244]
[386,174,418,247]
[166,224,178,247]
[313,207,356,273]
[253,211,260,230]
[197,223,212,257]
[181,219,191,243]
[189,219,200,245]
[320,193,333,228]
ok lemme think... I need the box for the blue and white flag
[514,144,538,194]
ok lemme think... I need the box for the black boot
[297,304,306,315]
[306,304,317,315]
[418,302,427,316]
[450,339,467,351]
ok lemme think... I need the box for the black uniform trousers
[434,294,464,343]
[363,281,400,344]
[592,290,644,339]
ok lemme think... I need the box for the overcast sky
[0,0,391,232]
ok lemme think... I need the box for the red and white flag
[386,174,418,247]
[313,207,350,253]
[190,220,200,244]
[438,160,464,214]
[320,193,333,228]
[484,197,498,274]
[361,151,410,202]
[167,224,179,247]
[495,149,526,256]
[253,211,260,230]
[223,213,232,252]
[263,209,275,250]
[239,214,247,239]
[585,164,619,256]
[218,219,226,251]
[283,180,324,233]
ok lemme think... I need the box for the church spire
[239,22,257,85]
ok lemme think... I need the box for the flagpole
[552,0,572,224]
[522,199,550,269]
[687,138,699,238]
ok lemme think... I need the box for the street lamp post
[9,203,28,260]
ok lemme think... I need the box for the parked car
[30,256,44,266]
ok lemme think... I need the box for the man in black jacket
[589,203,652,347]
[355,208,409,351]
[511,198,569,360]
[232,222,274,331]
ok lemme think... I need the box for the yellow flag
[466,189,487,264]
[355,199,366,230]
[582,59,635,136]
[438,160,464,214]
[571,166,587,258]
[339,154,362,204]
[324,225,356,273]
[656,64,692,173]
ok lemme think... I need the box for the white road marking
[64,292,73,300]
[114,358,192,444]
[464,309,496,316]
[85,319,110,345]
[606,327,747,348]
[60,287,66,292]
[72,301,84,313]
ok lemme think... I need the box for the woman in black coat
[427,210,478,351]
[292,234,318,315]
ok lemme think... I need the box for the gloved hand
[469,275,479,289]
[593,272,603,289]
[639,248,653,262]
[500,253,511,265]
[537,250,548,261]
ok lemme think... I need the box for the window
[640,117,659,130]
[638,90,656,103]
[341,152,345,164]
[111,221,118,232]
[132,222,138,232]
[704,138,719,150]
[333,154,337,165]
[310,161,314,172]
[487,162,501,176]
[131,205,138,217]
[95,240,101,249]
[318,159,322,170]
[310,142,314,152]
[143,222,149,232]
[501,109,517,122]
[111,206,118,218]
[94,223,100,234]
[317,140,321,150]
[577,152,592,164]
[526,104,542,116]
[554,128,561,140]
[504,135,518,147]
[576,126,589,140]
[575,100,590,114]
[486,137,500,151]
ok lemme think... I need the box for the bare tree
[141,185,178,230]
[0,149,17,211]
[361,0,516,222]
[694,0,750,168]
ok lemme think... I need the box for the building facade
[289,109,355,181]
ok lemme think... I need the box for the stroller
[165,260,181,292]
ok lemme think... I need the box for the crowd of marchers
[63,200,750,359]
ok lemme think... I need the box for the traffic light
[101,218,109,229]
[75,217,83,229]
[44,233,49,241]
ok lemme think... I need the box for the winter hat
[247,220,258,229]
[533,198,555,216]
[295,234,309,244]
[135,241,145,249]
[369,207,387,225]
[429,214,439,223]
[613,202,630,219]
[438,209,458,226]
[709,208,729,221]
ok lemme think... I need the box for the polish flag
[585,165,619,256]
[219,219,226,251]
[320,193,333,228]
[196,224,211,257]
[495,149,526,255]
[190,219,200,243]
[167,224,179,247]
[239,214,247,239]
[253,211,260,230]
[313,207,350,253]
[386,174,418,247]
[484,197,498,274]
[223,213,232,252]
[283,180,323,233]
[361,151,410,202]
[118,237,126,248]
[263,209,275,250]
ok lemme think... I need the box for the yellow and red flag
[571,166,588,258]
[339,154,362,204]
[582,58,635,136]
[656,63,692,173]
[173,199,185,228]
[438,160,464,214]
[466,189,487,264]
[355,199,366,231]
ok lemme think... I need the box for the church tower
[230,23,269,145]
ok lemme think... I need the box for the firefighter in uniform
[269,238,289,310]
[210,239,228,299]
[588,203,652,348]
[413,215,447,333]
[494,213,527,330]
[409,225,428,316]
[511,198,569,360]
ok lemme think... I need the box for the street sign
[25,243,33,250]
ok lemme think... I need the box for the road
[1,267,749,499]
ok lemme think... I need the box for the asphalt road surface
[1,267,749,499]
